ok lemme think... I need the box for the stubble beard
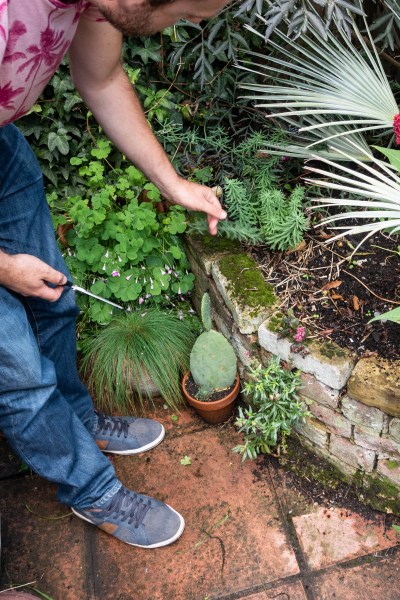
[97,2,158,37]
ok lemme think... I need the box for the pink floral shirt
[0,0,102,126]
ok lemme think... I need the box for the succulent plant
[189,293,237,400]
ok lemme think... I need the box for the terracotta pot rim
[182,371,240,411]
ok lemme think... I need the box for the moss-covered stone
[184,234,242,276]
[198,234,240,253]
[387,460,400,470]
[281,437,354,489]
[360,473,400,514]
[217,253,276,318]
[279,437,400,516]
[319,341,346,359]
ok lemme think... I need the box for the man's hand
[0,253,68,301]
[164,178,227,235]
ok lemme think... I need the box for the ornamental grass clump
[189,293,237,400]
[233,357,308,461]
[80,308,196,413]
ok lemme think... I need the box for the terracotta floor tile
[91,428,299,600]
[242,579,307,599]
[0,476,87,600]
[312,552,400,599]
[292,506,398,570]
[145,403,209,437]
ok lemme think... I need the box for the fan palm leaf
[237,19,399,146]
[304,140,400,246]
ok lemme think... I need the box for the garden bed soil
[250,230,400,360]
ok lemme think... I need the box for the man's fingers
[43,268,68,287]
[35,284,65,303]
[208,215,219,236]
[204,190,227,220]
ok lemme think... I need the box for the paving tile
[241,579,307,599]
[312,551,400,599]
[92,427,299,600]
[292,506,398,570]
[144,403,210,437]
[0,476,87,600]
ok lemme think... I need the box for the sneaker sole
[72,504,185,548]
[98,424,165,455]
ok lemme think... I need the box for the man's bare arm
[68,18,226,234]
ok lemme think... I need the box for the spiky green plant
[80,309,196,413]
[260,186,308,250]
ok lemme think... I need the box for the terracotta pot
[182,372,240,425]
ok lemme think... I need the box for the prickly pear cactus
[190,293,237,400]
[201,292,212,332]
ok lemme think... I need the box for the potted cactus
[182,293,240,424]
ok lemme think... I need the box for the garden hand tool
[64,280,124,310]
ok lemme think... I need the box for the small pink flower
[111,270,120,277]
[138,297,144,305]
[293,326,306,343]
[394,114,400,145]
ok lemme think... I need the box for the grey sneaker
[72,486,185,548]
[92,411,165,455]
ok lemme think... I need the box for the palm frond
[304,140,400,246]
[236,19,399,145]
[261,115,373,161]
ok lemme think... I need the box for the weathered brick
[184,250,209,314]
[377,458,400,487]
[353,425,400,458]
[258,321,291,361]
[389,418,400,444]
[293,415,328,449]
[341,396,385,432]
[299,373,340,408]
[330,434,376,472]
[209,281,235,341]
[212,261,275,335]
[230,331,260,367]
[292,341,356,390]
[327,452,359,479]
[258,320,356,389]
[347,357,400,417]
[304,398,352,438]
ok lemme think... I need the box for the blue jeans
[0,124,120,508]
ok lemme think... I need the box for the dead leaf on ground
[353,295,360,311]
[319,329,334,336]
[321,280,342,291]
[331,293,344,300]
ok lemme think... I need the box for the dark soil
[250,229,400,361]
[185,372,237,402]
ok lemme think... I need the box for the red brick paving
[1,407,400,600]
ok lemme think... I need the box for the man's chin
[97,4,156,37]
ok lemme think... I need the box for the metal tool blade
[65,281,123,310]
